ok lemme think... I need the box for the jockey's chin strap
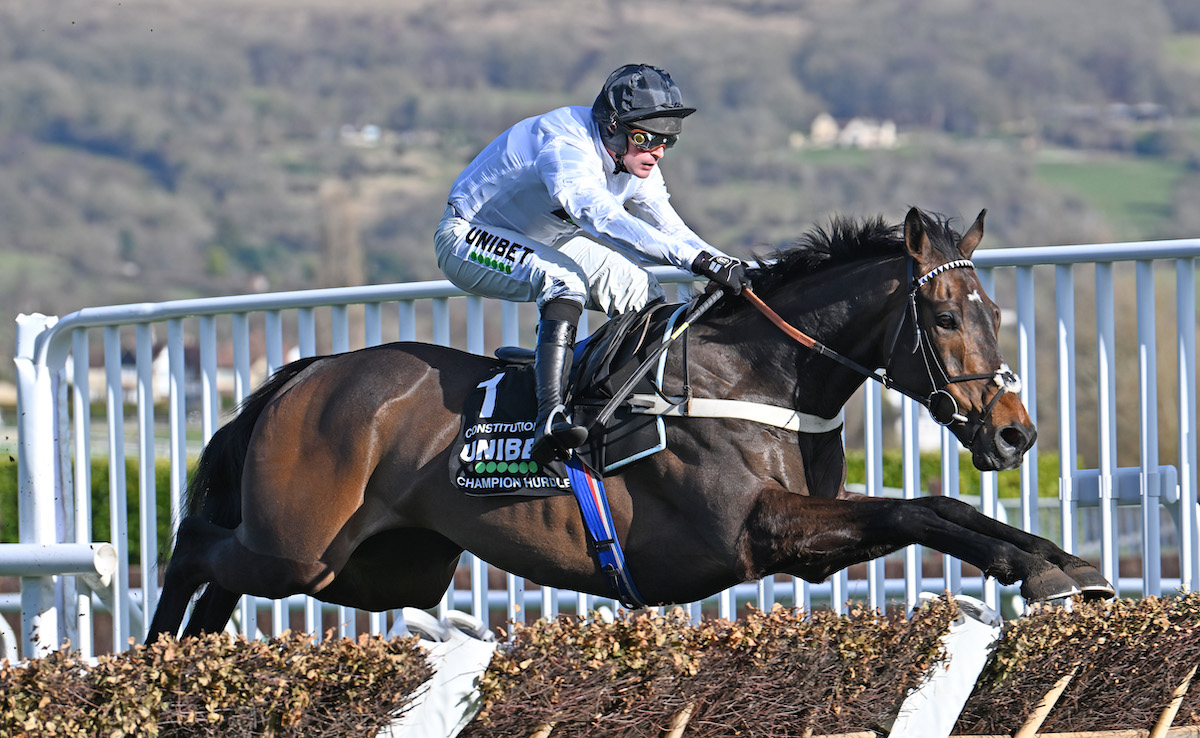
[742,256,1021,450]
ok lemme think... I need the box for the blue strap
[564,457,648,609]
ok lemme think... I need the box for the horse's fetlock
[987,563,1020,586]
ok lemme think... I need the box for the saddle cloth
[449,302,676,497]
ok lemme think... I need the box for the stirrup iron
[531,404,588,463]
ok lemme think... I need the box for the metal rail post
[14,314,65,657]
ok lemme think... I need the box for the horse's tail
[185,356,323,527]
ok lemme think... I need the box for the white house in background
[808,113,841,146]
[339,123,383,148]
[792,113,899,150]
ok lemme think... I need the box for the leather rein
[742,257,1022,450]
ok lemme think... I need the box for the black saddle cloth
[450,301,682,495]
[450,364,574,497]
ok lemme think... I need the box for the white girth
[628,302,846,436]
[625,394,845,434]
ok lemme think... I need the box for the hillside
[4,0,1200,384]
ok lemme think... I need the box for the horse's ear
[903,207,930,261]
[958,208,987,258]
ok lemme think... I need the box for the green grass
[845,449,1063,500]
[788,146,879,167]
[1166,34,1200,71]
[1035,152,1186,239]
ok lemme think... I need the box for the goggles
[628,128,677,151]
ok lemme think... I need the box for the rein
[742,257,1021,449]
[742,289,885,384]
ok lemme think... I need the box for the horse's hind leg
[147,516,224,641]
[146,516,238,642]
[148,514,339,641]
[912,496,1114,598]
[146,574,197,643]
[182,584,241,639]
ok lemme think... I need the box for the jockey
[435,63,750,464]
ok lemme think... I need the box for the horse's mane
[746,210,965,295]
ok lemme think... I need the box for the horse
[147,207,1114,641]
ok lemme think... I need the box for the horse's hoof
[1061,562,1116,600]
[1021,567,1081,602]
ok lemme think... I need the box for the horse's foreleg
[877,498,1081,601]
[770,496,1079,601]
[911,496,1114,598]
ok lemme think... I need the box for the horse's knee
[884,500,943,538]
[913,495,974,520]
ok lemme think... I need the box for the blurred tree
[319,179,364,288]
[1163,0,1200,32]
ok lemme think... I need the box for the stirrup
[530,405,588,464]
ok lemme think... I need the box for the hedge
[0,457,179,562]
[1,594,1198,736]
[0,631,431,737]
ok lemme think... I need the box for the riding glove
[692,251,751,294]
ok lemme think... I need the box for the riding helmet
[592,64,696,156]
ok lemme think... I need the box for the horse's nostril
[999,425,1030,451]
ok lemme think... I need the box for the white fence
[8,241,1200,661]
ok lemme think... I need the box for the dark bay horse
[148,207,1113,640]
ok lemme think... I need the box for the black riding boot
[530,318,588,464]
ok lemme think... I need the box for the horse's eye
[936,312,959,330]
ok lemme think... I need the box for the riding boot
[530,318,589,464]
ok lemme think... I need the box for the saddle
[569,300,681,470]
[496,300,680,472]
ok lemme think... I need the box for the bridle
[743,256,1022,450]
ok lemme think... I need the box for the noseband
[743,257,1022,450]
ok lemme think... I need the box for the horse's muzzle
[972,421,1037,471]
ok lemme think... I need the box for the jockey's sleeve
[625,169,724,259]
[537,137,717,270]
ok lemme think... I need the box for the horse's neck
[801,257,911,413]
[700,256,909,419]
